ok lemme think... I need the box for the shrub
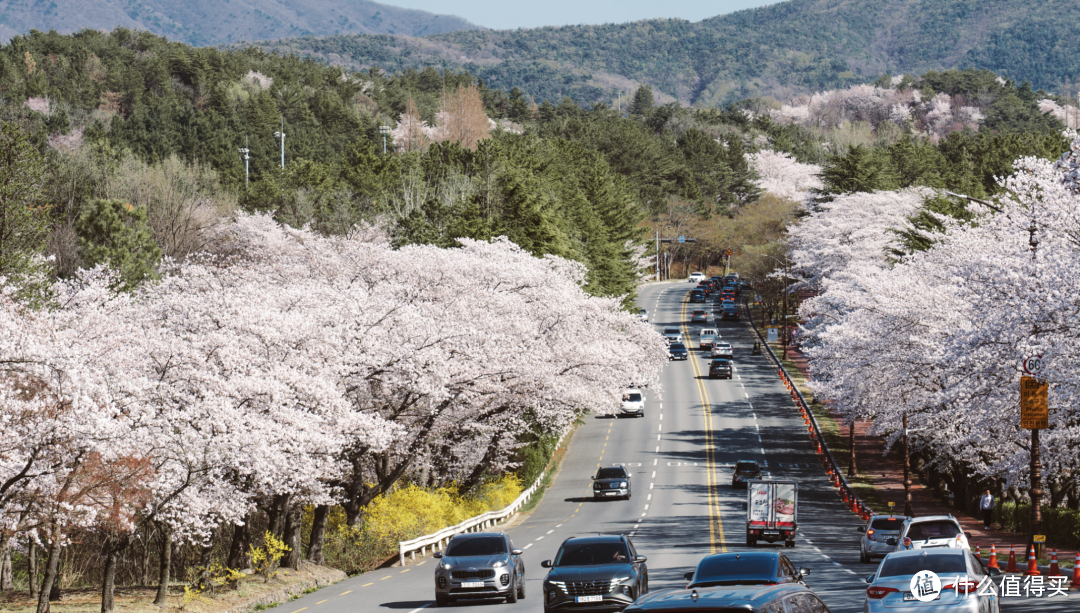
[996,502,1080,550]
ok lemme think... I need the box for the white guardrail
[397,427,571,566]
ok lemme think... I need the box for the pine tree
[0,121,51,301]
[75,199,162,290]
[628,85,655,118]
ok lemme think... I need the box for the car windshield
[446,536,507,557]
[624,393,642,402]
[555,541,630,566]
[596,468,627,479]
[670,344,686,350]
[664,328,680,334]
[879,554,966,578]
[907,521,961,540]
[716,343,731,349]
[693,557,775,585]
[712,360,729,366]
[871,518,906,531]
[639,309,647,315]
[736,463,759,474]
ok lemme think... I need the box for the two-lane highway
[274,280,1064,613]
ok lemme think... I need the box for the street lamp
[273,117,285,170]
[238,144,250,187]
[379,125,392,155]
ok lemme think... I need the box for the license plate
[576,595,603,603]
[461,582,485,588]
[605,491,618,496]
[903,592,939,602]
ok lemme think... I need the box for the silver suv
[434,532,524,606]
[897,515,971,552]
[857,515,907,562]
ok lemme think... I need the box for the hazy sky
[380,1,784,30]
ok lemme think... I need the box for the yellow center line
[682,292,726,553]
[342,589,356,594]
[292,608,308,613]
[316,600,328,604]
[380,575,392,580]
[400,568,410,573]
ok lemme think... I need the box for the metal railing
[744,302,871,521]
[397,428,571,565]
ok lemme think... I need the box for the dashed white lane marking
[812,546,822,552]
[657,434,661,440]
[655,446,660,452]
[653,458,658,465]
[658,424,662,432]
[647,494,652,501]
[748,402,754,409]
[407,605,433,613]
[644,504,649,510]
[536,536,544,541]
[547,530,554,534]
[651,471,656,478]
[641,512,647,517]
[744,392,750,398]
[737,375,741,380]
[524,543,533,550]
[649,483,654,489]
[637,518,643,523]
[659,413,663,420]
[556,524,563,527]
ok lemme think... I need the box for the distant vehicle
[663,327,683,344]
[896,515,971,552]
[863,549,1000,613]
[683,551,809,589]
[732,460,762,488]
[709,358,732,379]
[620,388,645,418]
[690,290,706,303]
[592,465,632,499]
[858,515,907,563]
[746,480,798,548]
[712,343,733,358]
[636,308,648,322]
[434,532,524,606]
[625,584,829,613]
[722,308,741,321]
[669,343,689,361]
[691,309,709,323]
[689,272,706,283]
[541,535,648,613]
[699,328,718,349]
[720,299,736,310]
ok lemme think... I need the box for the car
[709,359,732,379]
[683,551,810,589]
[721,308,740,321]
[636,309,649,323]
[897,515,972,552]
[699,328,719,349]
[858,515,908,563]
[689,272,706,283]
[691,309,709,323]
[669,343,689,360]
[662,327,683,344]
[712,343,733,358]
[720,299,736,310]
[593,465,633,499]
[542,535,648,613]
[863,548,1001,613]
[620,388,645,418]
[690,290,706,303]
[434,532,525,606]
[625,584,829,613]
[732,460,761,487]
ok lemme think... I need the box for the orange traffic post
[1022,544,1041,576]
[986,544,999,570]
[1048,549,1059,576]
[1006,545,1018,573]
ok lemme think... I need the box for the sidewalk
[782,345,1077,567]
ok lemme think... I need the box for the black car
[668,343,689,361]
[624,584,829,613]
[683,552,810,589]
[434,532,525,606]
[690,290,706,303]
[732,460,762,488]
[593,465,632,499]
[721,308,740,320]
[542,536,648,613]
[708,359,732,379]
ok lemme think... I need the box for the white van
[689,272,706,283]
[619,388,645,417]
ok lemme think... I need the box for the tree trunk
[153,528,172,605]
[306,505,329,565]
[953,468,967,511]
[847,420,857,477]
[0,535,13,592]
[266,494,289,538]
[227,519,251,570]
[29,538,39,599]
[282,503,303,570]
[100,546,118,613]
[36,522,63,613]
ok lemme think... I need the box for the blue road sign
[678,235,685,243]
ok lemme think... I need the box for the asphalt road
[282,281,1069,613]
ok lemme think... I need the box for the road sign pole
[1031,427,1044,558]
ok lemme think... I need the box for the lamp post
[1027,218,1044,558]
[238,138,250,187]
[273,117,285,170]
[379,125,392,155]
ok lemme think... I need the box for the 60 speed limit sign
[1023,355,1044,376]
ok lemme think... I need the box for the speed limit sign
[1023,355,1044,376]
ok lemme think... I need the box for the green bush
[996,502,1080,550]
[515,434,558,487]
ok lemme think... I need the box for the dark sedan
[624,584,830,613]
[691,309,709,323]
[732,460,762,488]
[683,551,809,589]
[593,465,632,499]
[542,536,648,613]
[708,359,732,379]
[434,532,525,606]
[668,343,689,360]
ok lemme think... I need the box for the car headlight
[441,563,453,570]
[492,559,507,568]
[620,481,628,488]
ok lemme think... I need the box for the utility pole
[903,413,914,517]
[238,136,250,187]
[655,228,660,282]
[379,125,391,155]
[1027,217,1044,558]
[273,118,285,169]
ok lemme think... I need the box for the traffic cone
[987,544,999,570]
[816,442,823,454]
[975,543,981,559]
[1048,549,1060,576]
[1005,545,1018,572]
[841,489,848,504]
[1069,552,1080,589]
[1023,545,1041,576]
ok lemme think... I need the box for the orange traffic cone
[1070,552,1080,589]
[1023,545,1041,576]
[986,544,999,570]
[1048,549,1060,576]
[975,543,981,559]
[1006,545,1018,572]
[816,442,823,454]
[841,489,849,504]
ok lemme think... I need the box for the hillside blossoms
[797,132,1080,491]
[747,150,823,204]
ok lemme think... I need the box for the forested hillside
[0,0,481,46]
[252,0,1080,107]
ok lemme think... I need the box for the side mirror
[591,475,596,480]
[987,567,1002,577]
[684,572,695,581]
[541,560,552,568]
[799,568,811,577]
[634,556,648,563]
[511,549,523,556]
[864,575,875,584]
[433,551,443,559]
[964,532,972,539]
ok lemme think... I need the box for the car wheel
[506,576,518,603]
[436,595,450,607]
[517,575,525,600]
[747,537,756,547]
[860,549,869,563]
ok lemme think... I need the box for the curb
[223,566,347,613]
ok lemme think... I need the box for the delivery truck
[746,480,798,548]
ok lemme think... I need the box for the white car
[863,549,1000,613]
[689,272,706,283]
[897,515,971,552]
[711,342,733,358]
[663,327,683,344]
[636,308,648,322]
[619,388,645,417]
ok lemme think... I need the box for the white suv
[619,388,645,417]
[689,272,706,283]
[896,515,971,552]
